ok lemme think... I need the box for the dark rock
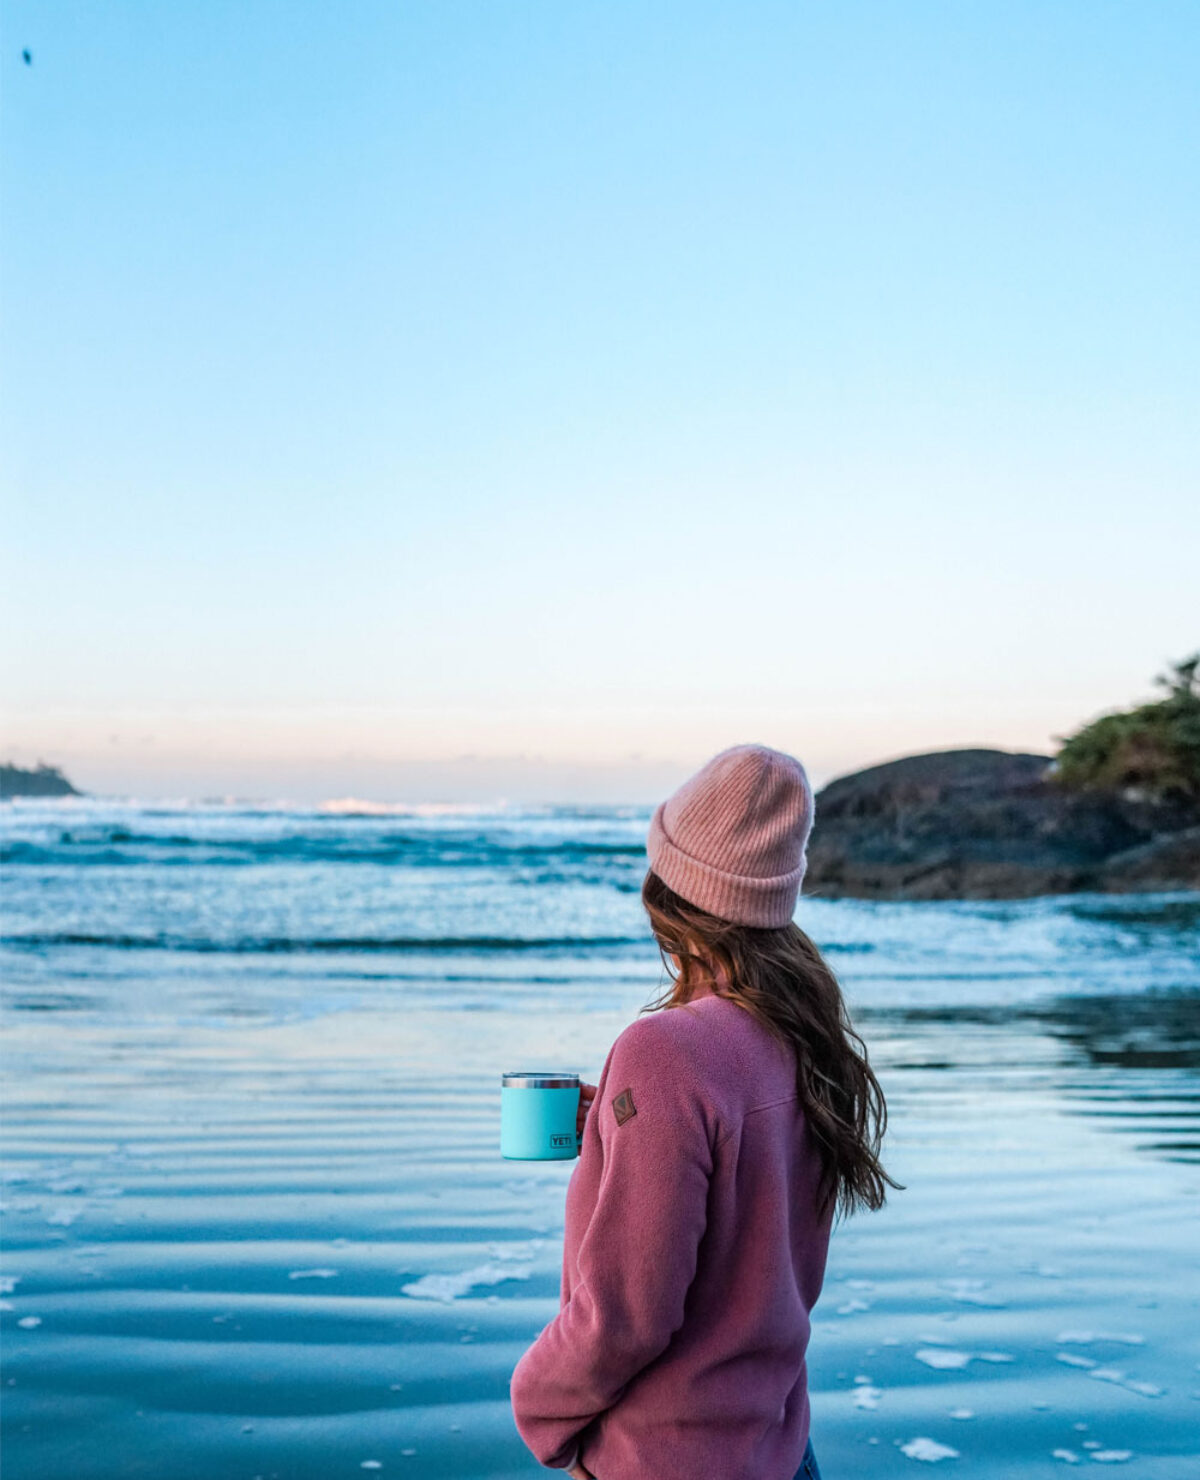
[1098,826,1200,893]
[0,762,82,799]
[806,748,1200,900]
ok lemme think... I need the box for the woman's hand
[577,1082,598,1137]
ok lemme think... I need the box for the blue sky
[2,1,1197,802]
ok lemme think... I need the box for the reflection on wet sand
[861,987,1200,1161]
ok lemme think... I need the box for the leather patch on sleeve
[612,1088,637,1126]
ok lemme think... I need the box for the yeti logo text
[612,1088,637,1126]
[550,1133,575,1148]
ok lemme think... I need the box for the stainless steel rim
[502,1073,580,1088]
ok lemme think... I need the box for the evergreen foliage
[1054,654,1200,806]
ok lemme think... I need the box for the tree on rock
[1054,654,1200,809]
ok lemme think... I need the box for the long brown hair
[640,868,901,1222]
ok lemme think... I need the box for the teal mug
[501,1072,582,1160]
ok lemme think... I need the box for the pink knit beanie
[646,743,815,928]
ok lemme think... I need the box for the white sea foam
[1087,1368,1164,1398]
[1052,1450,1082,1464]
[1120,1379,1164,1398]
[900,1437,960,1462]
[17,1315,42,1328]
[401,1261,534,1303]
[486,1238,545,1262]
[852,1383,883,1410]
[318,798,510,817]
[915,1349,972,1369]
[915,1347,1013,1370]
[287,1267,339,1280]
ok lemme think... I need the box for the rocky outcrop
[1097,826,1200,893]
[0,763,81,799]
[805,748,1199,899]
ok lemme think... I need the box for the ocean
[1,797,1198,1478]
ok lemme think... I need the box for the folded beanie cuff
[647,801,804,929]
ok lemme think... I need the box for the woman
[511,743,898,1479]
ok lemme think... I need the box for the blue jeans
[792,1436,822,1480]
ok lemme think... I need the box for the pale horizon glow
[2,2,1197,803]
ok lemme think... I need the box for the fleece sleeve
[509,1019,715,1469]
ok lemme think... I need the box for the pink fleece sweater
[510,983,834,1479]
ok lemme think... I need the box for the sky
[1,1,1197,803]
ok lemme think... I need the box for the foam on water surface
[401,1260,537,1303]
[900,1436,961,1461]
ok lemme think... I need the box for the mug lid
[502,1072,579,1088]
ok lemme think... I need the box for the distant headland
[3,656,1196,898]
[806,655,1200,899]
[0,762,82,799]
